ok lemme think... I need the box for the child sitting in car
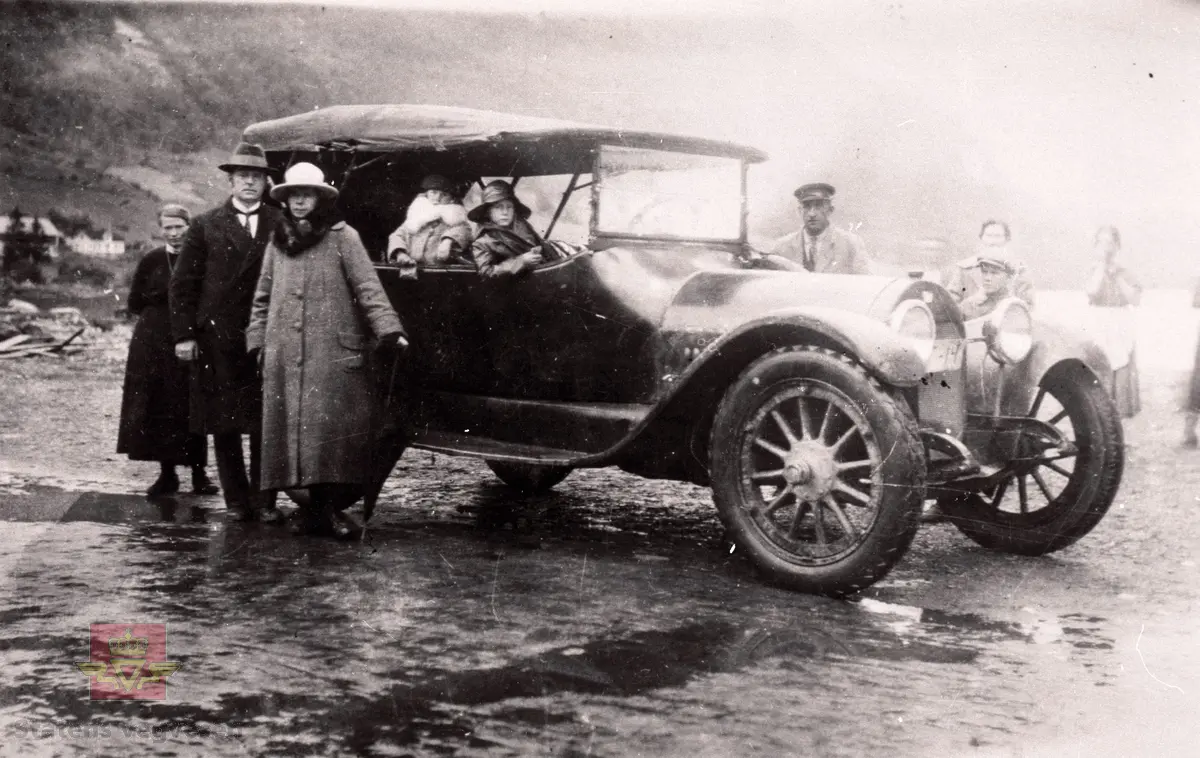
[468,180,545,277]
[387,174,473,273]
[958,253,1017,320]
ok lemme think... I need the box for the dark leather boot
[147,469,180,497]
[191,467,220,495]
[289,506,325,536]
[251,490,284,524]
[225,503,256,522]
[328,510,355,541]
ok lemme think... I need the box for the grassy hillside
[2,2,1196,287]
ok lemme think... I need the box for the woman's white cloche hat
[270,162,339,201]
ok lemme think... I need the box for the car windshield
[595,145,742,241]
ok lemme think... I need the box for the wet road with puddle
[0,463,1197,757]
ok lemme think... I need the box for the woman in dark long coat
[246,163,407,538]
[117,204,218,496]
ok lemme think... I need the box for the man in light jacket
[770,182,873,275]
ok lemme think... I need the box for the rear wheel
[940,366,1123,555]
[487,461,573,493]
[710,346,926,596]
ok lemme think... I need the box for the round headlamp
[985,298,1034,364]
[889,299,936,362]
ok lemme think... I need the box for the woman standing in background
[1084,225,1141,418]
[117,204,219,496]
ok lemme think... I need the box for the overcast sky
[97,0,1200,280]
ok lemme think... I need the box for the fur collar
[402,195,468,234]
[273,206,341,257]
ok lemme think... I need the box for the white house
[67,230,126,258]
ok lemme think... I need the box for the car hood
[585,245,917,329]
[661,268,907,333]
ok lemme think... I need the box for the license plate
[925,339,965,372]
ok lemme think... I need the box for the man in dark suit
[170,142,284,522]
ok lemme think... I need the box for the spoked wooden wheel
[741,384,884,565]
[710,347,925,596]
[941,365,1123,555]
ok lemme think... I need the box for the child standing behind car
[958,253,1017,320]
[469,180,544,277]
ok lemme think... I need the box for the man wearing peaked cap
[169,140,285,523]
[769,182,873,275]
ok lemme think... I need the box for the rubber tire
[709,346,926,597]
[487,461,573,493]
[941,365,1123,555]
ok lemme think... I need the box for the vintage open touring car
[243,104,1124,595]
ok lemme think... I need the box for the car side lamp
[888,299,936,363]
[982,298,1034,365]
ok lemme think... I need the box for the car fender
[965,317,1114,415]
[662,306,927,392]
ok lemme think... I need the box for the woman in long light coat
[246,163,407,538]
[1084,225,1141,418]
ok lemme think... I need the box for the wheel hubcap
[738,383,884,564]
[982,385,1083,518]
[782,441,838,501]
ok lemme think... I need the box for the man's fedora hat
[219,142,270,173]
[467,180,531,223]
[794,182,836,203]
[269,162,339,202]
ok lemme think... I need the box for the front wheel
[940,365,1123,555]
[487,461,573,493]
[710,346,926,596]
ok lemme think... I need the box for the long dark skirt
[1189,336,1200,414]
[117,304,206,465]
[1111,351,1140,418]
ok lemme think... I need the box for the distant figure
[769,183,872,274]
[170,141,285,523]
[958,253,1016,320]
[117,204,218,497]
[947,219,1035,306]
[469,180,545,277]
[386,174,473,272]
[1084,225,1141,418]
[1184,277,1200,447]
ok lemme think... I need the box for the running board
[420,392,651,455]
[411,431,589,466]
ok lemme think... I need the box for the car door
[468,252,658,403]
[375,263,492,394]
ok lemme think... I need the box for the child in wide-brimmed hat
[387,175,472,273]
[468,180,544,277]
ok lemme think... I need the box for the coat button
[295,358,303,366]
[293,322,302,330]
[293,290,304,298]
